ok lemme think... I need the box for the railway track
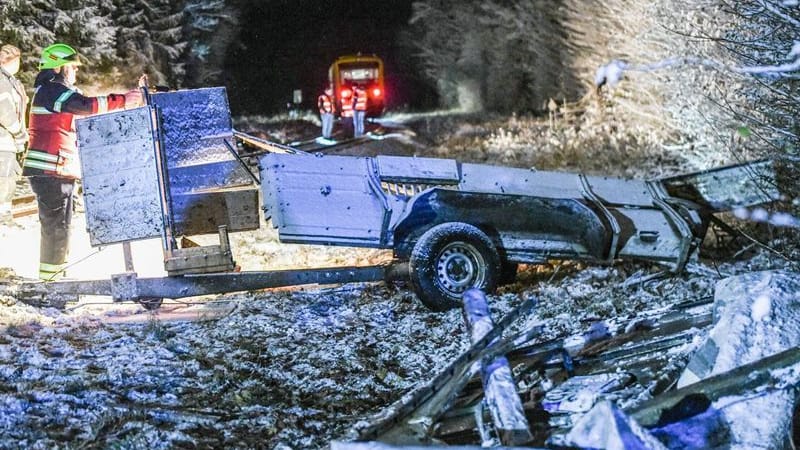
[291,123,387,154]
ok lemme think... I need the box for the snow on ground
[0,113,797,448]
[0,224,793,448]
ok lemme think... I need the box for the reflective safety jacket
[318,93,334,114]
[340,93,354,118]
[353,87,368,112]
[23,70,127,179]
[0,66,28,154]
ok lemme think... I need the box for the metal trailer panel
[659,159,780,211]
[77,106,163,246]
[259,154,389,245]
[149,87,235,167]
[391,189,609,261]
[584,176,654,207]
[149,87,260,235]
[375,155,460,184]
[171,189,260,236]
[613,207,686,264]
[168,161,255,194]
[459,163,586,198]
[260,160,278,225]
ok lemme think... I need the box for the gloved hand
[124,89,144,109]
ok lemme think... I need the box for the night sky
[224,0,438,115]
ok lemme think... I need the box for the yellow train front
[329,54,385,118]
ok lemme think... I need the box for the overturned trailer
[260,150,778,310]
[0,87,781,310]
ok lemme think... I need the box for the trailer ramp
[659,159,780,212]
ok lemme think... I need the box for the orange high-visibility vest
[23,70,126,179]
[353,87,367,111]
[340,91,354,118]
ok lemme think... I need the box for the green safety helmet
[39,43,82,70]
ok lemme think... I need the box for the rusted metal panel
[259,154,389,245]
[77,106,163,246]
[659,159,780,211]
[171,189,260,236]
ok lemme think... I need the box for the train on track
[329,54,385,118]
[1,87,781,312]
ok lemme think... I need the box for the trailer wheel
[410,223,501,311]
[138,297,163,311]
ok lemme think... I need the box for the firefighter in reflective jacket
[317,86,335,139]
[340,88,354,137]
[22,43,143,280]
[0,44,27,223]
[352,85,368,137]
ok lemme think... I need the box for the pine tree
[108,0,188,88]
[183,0,240,87]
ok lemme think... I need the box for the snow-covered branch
[595,41,800,89]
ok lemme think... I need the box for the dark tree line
[407,0,579,113]
[0,0,230,90]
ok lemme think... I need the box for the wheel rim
[435,241,486,296]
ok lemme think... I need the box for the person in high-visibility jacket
[317,86,335,139]
[338,88,354,137]
[22,43,143,280]
[352,85,368,138]
[0,44,27,224]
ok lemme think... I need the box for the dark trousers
[29,176,75,277]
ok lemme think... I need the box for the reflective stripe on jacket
[0,67,27,153]
[353,87,368,112]
[23,70,127,179]
[340,95,354,118]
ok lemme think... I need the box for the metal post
[462,289,533,446]
[122,241,135,272]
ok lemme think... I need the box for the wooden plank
[11,204,37,218]
[628,346,800,427]
[10,194,37,218]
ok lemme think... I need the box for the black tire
[409,222,501,311]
